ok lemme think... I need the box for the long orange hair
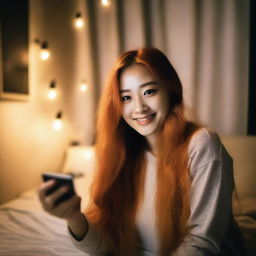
[85,48,200,255]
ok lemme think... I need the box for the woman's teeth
[137,116,152,121]
[135,114,155,124]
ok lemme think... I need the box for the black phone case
[42,173,75,206]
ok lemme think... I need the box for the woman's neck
[146,134,158,156]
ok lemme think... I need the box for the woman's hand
[38,180,89,240]
[38,179,81,220]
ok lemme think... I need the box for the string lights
[36,11,94,132]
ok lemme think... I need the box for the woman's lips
[133,113,156,125]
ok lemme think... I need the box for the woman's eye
[144,89,157,96]
[121,95,131,102]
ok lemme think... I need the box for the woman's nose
[134,96,148,113]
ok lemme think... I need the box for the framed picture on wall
[0,0,29,100]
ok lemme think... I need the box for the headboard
[221,136,256,199]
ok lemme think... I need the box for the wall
[0,0,96,203]
[0,0,250,203]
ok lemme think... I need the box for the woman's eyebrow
[119,81,157,93]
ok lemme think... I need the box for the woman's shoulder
[188,127,220,154]
[188,127,231,171]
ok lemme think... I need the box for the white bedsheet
[0,175,91,256]
[1,175,255,256]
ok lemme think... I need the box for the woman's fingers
[47,185,69,203]
[38,180,70,211]
[38,181,82,220]
[44,185,70,211]
[38,180,55,203]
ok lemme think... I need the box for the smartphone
[42,172,75,206]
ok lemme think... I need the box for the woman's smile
[133,113,156,125]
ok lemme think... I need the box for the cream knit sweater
[69,128,245,256]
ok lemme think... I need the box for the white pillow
[62,146,95,176]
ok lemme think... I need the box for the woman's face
[120,64,170,140]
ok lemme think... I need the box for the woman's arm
[172,129,237,256]
[68,219,114,255]
[67,212,89,241]
[173,160,233,256]
[38,180,112,255]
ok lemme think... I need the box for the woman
[39,48,246,256]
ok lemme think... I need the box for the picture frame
[0,0,29,101]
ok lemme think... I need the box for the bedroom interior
[0,0,255,255]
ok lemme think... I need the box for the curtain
[76,0,250,136]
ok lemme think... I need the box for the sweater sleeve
[67,219,113,256]
[173,129,234,256]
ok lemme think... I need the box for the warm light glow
[53,119,62,131]
[80,81,88,92]
[48,88,57,100]
[101,0,111,7]
[74,17,84,28]
[40,49,50,60]
[84,149,93,159]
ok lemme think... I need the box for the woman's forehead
[119,64,157,89]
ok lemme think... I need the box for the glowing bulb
[84,149,93,159]
[80,81,88,92]
[53,112,63,131]
[74,12,84,29]
[48,80,57,100]
[35,39,50,60]
[53,119,62,131]
[40,48,50,60]
[75,17,84,28]
[101,0,111,7]
[48,88,57,100]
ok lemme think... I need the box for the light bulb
[74,12,84,29]
[35,39,50,60]
[40,48,50,60]
[48,88,57,100]
[53,119,62,131]
[53,111,63,131]
[48,80,57,100]
[75,17,84,28]
[101,0,111,7]
[80,81,88,92]
[84,149,93,159]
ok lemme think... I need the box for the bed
[0,146,94,256]
[0,137,256,256]
[221,136,256,256]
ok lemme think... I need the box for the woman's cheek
[122,104,131,118]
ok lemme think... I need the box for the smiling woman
[120,64,169,148]
[38,48,247,256]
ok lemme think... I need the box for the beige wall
[0,0,250,203]
[0,0,96,203]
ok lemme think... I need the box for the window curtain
[77,0,250,136]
